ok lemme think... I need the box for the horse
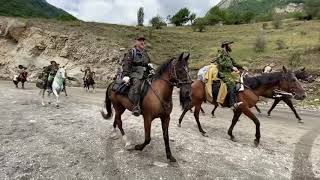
[207,67,313,123]
[40,67,66,107]
[13,71,28,89]
[178,66,306,146]
[84,72,96,93]
[100,53,192,162]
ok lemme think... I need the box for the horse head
[279,66,306,100]
[56,67,66,80]
[294,67,315,83]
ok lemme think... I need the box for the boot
[228,86,242,110]
[132,95,141,116]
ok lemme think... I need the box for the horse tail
[100,83,113,119]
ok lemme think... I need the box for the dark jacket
[122,48,151,79]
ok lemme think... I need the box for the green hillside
[0,0,77,21]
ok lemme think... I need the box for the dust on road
[0,81,320,179]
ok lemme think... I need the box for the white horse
[41,67,66,107]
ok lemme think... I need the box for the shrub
[254,33,266,52]
[275,39,286,50]
[262,23,268,30]
[272,15,282,29]
[170,8,191,26]
[288,52,302,68]
[192,18,207,32]
[150,16,166,29]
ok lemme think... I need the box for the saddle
[112,76,150,103]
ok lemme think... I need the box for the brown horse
[207,67,312,123]
[101,53,192,162]
[178,66,306,146]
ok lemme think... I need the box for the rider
[43,61,58,92]
[263,63,276,73]
[216,41,243,110]
[82,66,91,81]
[122,35,152,116]
[14,65,27,82]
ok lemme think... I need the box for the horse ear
[178,52,184,61]
[185,53,190,61]
[282,66,288,73]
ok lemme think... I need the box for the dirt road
[1,81,319,179]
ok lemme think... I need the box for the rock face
[0,17,122,87]
[275,3,304,14]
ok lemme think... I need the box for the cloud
[47,0,220,25]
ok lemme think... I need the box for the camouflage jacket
[216,49,242,73]
[43,65,57,77]
[122,48,151,80]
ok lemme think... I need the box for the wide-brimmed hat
[50,60,57,64]
[221,41,234,47]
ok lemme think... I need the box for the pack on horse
[178,67,306,146]
[13,65,28,89]
[101,53,192,162]
[207,67,312,123]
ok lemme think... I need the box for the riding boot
[132,94,141,116]
[47,80,53,93]
[228,86,242,110]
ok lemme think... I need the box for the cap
[136,35,146,41]
[221,41,234,47]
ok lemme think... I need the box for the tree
[150,16,167,29]
[137,7,144,26]
[305,0,320,19]
[192,18,207,32]
[205,7,226,25]
[189,13,196,24]
[170,8,191,26]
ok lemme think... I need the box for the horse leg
[211,104,218,118]
[41,89,45,106]
[64,85,68,96]
[110,118,118,139]
[200,107,205,114]
[283,98,303,123]
[160,115,176,162]
[135,116,152,151]
[267,98,281,118]
[227,110,242,142]
[178,105,193,127]
[22,81,25,89]
[53,88,59,107]
[93,85,96,93]
[241,107,261,147]
[255,105,262,114]
[194,105,207,137]
[114,107,130,147]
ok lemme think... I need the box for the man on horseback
[216,41,243,110]
[43,61,58,93]
[122,35,152,116]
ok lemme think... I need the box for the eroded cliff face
[0,17,123,87]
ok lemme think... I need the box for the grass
[13,17,320,71]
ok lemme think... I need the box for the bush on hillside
[272,15,282,29]
[288,51,302,68]
[262,23,268,30]
[305,0,320,19]
[275,39,286,50]
[170,8,191,26]
[192,18,207,32]
[150,16,167,29]
[254,34,266,52]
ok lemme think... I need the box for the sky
[47,0,220,25]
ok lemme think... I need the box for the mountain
[0,0,77,21]
[217,0,305,14]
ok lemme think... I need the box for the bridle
[168,59,192,88]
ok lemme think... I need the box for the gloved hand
[122,76,130,84]
[232,67,239,71]
[148,63,155,74]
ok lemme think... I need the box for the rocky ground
[1,81,320,179]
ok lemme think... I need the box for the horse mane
[244,71,284,89]
[154,58,175,78]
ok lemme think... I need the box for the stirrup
[132,106,141,116]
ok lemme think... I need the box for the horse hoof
[211,115,216,118]
[254,139,260,147]
[168,156,177,162]
[201,132,209,137]
[298,119,304,124]
[42,103,45,106]
[230,136,237,142]
[267,115,271,118]
[134,144,144,151]
[177,124,181,128]
[48,102,51,105]
[125,142,132,149]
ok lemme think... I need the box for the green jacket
[122,48,151,80]
[216,49,242,73]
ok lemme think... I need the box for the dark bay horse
[101,53,192,162]
[178,66,306,146]
[84,72,96,93]
[13,71,28,89]
[207,68,313,123]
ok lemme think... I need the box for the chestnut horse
[101,53,192,162]
[207,67,312,123]
[178,66,306,146]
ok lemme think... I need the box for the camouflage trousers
[219,72,240,87]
